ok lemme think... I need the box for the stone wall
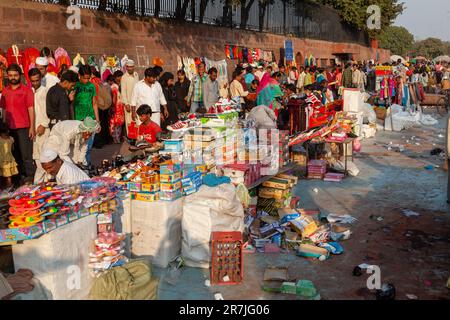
[0,0,390,77]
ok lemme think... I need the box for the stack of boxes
[307,160,327,180]
[159,162,183,201]
[223,163,262,187]
[129,170,160,202]
[181,171,203,196]
[258,173,298,208]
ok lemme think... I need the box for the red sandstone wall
[0,0,390,77]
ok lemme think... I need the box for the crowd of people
[0,46,449,188]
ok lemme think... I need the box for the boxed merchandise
[259,187,289,200]
[276,174,298,187]
[141,183,160,193]
[131,192,159,202]
[163,139,184,152]
[182,165,197,178]
[290,216,318,238]
[128,182,142,192]
[262,177,290,190]
[196,165,207,174]
[159,162,181,174]
[160,181,182,192]
[160,172,182,183]
[159,189,183,201]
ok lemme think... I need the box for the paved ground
[74,114,450,300]
[145,116,448,301]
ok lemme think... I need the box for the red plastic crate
[210,231,243,285]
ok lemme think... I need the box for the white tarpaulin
[181,183,244,268]
[343,89,364,113]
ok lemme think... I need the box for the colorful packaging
[141,183,160,193]
[160,172,182,183]
[159,189,183,201]
[160,181,182,192]
[130,192,159,202]
[160,162,182,174]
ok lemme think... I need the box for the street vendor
[39,149,89,185]
[41,117,99,167]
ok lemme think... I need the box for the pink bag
[353,139,361,153]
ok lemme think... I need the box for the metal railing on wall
[29,0,368,45]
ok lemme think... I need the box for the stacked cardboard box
[181,171,203,196]
[307,160,327,180]
[324,172,344,182]
[159,162,183,201]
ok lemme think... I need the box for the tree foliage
[411,38,450,59]
[378,25,413,56]
[314,0,404,38]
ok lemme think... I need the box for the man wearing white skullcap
[121,59,139,136]
[36,56,60,89]
[42,117,100,167]
[40,149,89,185]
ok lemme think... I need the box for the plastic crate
[210,231,243,285]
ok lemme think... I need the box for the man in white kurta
[35,57,60,89]
[40,149,89,185]
[42,117,99,166]
[120,60,139,135]
[28,68,51,183]
[130,67,168,127]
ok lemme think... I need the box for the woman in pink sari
[256,73,284,117]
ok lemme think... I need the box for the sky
[394,0,450,41]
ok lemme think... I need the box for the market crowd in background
[0,46,449,188]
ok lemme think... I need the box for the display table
[128,197,183,268]
[12,215,97,300]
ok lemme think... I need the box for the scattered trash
[370,215,384,222]
[430,148,444,155]
[420,115,438,126]
[424,165,434,170]
[164,256,184,285]
[406,294,418,300]
[313,188,319,194]
[263,267,289,282]
[386,142,405,152]
[204,279,211,287]
[296,243,329,260]
[375,283,396,300]
[214,293,224,300]
[402,209,420,217]
[296,280,321,300]
[438,134,444,138]
[319,242,344,255]
[326,213,357,224]
[353,263,371,276]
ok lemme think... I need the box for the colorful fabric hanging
[23,47,40,84]
[232,46,238,60]
[225,45,231,59]
[7,45,24,72]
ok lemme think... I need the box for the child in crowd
[0,123,18,188]
[136,104,162,145]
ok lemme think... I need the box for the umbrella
[389,55,406,63]
[414,56,426,61]
[433,55,450,63]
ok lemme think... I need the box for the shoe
[207,106,216,114]
[167,121,188,132]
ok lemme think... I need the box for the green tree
[411,38,450,59]
[315,0,404,38]
[378,26,414,56]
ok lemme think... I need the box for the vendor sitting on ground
[137,104,162,145]
[40,149,89,185]
[40,117,99,169]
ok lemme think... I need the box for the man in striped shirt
[186,62,208,113]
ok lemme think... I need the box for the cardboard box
[97,213,113,225]
[259,187,289,200]
[131,192,159,202]
[128,182,142,192]
[159,162,181,174]
[276,174,299,186]
[160,181,182,192]
[160,172,182,183]
[262,177,290,190]
[141,183,160,193]
[297,244,329,259]
[290,216,318,238]
[163,139,184,152]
